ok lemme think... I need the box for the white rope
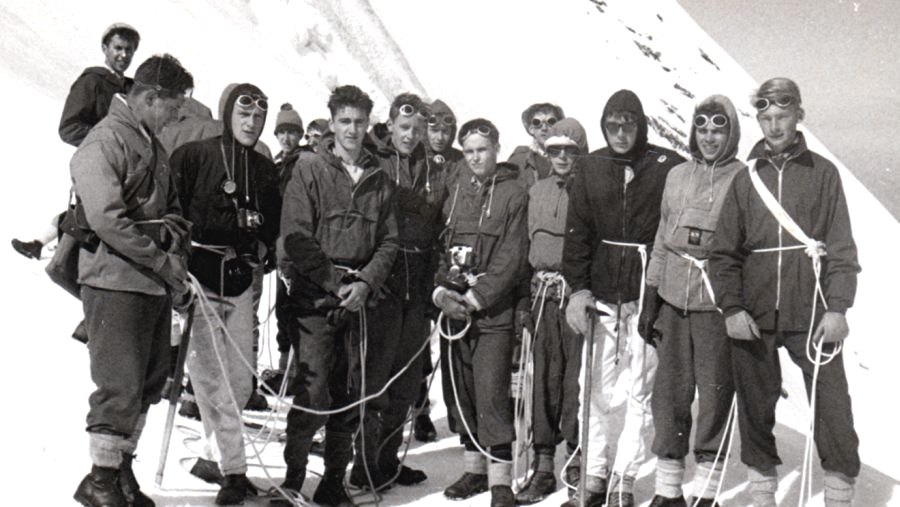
[691,394,737,507]
[678,252,720,312]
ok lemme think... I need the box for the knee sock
[89,432,125,469]
[656,457,685,499]
[122,412,147,456]
[823,470,855,507]
[534,445,555,473]
[609,472,635,494]
[692,459,723,499]
[585,474,608,494]
[488,461,512,488]
[464,450,487,475]
[747,466,778,507]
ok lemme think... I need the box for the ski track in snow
[1,1,898,505]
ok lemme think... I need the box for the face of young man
[142,94,183,134]
[427,124,453,154]
[546,145,578,176]
[463,133,499,180]
[231,102,266,148]
[757,104,801,154]
[330,106,369,155]
[696,124,729,162]
[604,113,638,155]
[388,114,424,156]
[306,128,324,149]
[102,34,137,76]
[276,129,302,153]
[527,111,559,148]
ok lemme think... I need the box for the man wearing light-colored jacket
[641,95,744,507]
[70,54,193,507]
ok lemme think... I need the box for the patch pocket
[677,208,718,251]
[321,208,377,261]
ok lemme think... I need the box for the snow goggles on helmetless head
[427,114,455,127]
[460,124,493,142]
[530,117,558,128]
[236,94,268,111]
[398,103,423,117]
[546,145,579,157]
[693,114,728,128]
[753,95,795,111]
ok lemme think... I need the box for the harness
[601,239,649,362]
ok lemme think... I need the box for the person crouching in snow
[641,95,744,507]
[169,83,282,505]
[709,78,861,507]
[563,89,684,507]
[433,119,529,507]
[514,118,587,505]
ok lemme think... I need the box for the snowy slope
[1,1,898,506]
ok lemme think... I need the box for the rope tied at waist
[678,252,719,311]
[601,239,649,317]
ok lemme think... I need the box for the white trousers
[187,287,254,475]
[578,299,658,478]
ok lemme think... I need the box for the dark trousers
[651,303,734,462]
[274,276,297,355]
[731,327,860,477]
[441,324,515,448]
[531,298,582,450]
[377,295,429,470]
[83,286,171,435]
[282,301,392,474]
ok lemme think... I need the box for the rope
[691,394,737,507]
[678,252,720,311]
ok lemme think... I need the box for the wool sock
[464,450,487,475]
[656,457,685,499]
[823,470,855,507]
[747,466,777,507]
[692,459,723,500]
[89,432,125,469]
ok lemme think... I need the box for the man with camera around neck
[169,82,282,505]
[432,118,529,507]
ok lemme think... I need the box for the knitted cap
[275,103,303,134]
[544,118,589,153]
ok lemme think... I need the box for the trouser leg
[531,298,565,448]
[731,330,782,471]
[691,311,735,464]
[651,303,695,461]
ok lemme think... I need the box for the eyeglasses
[546,145,579,158]
[605,121,638,134]
[427,114,455,127]
[530,117,558,129]
[236,94,268,111]
[693,114,728,129]
[753,95,795,112]
[460,124,493,142]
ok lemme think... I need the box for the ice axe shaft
[155,304,195,488]
[578,305,598,507]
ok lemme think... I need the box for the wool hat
[544,118,589,153]
[275,103,304,134]
[520,103,565,132]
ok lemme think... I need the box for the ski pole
[155,304,195,488]
[578,304,596,507]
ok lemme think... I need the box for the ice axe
[155,304,195,488]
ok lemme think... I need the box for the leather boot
[215,473,257,506]
[119,454,154,506]
[443,472,489,500]
[649,495,687,507]
[312,468,353,506]
[73,465,127,507]
[516,470,557,505]
[490,485,515,507]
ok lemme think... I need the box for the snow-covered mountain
[1,1,897,505]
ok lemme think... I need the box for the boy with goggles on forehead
[356,92,444,489]
[641,95,744,507]
[507,102,565,188]
[563,89,684,507]
[710,78,861,507]
[514,118,587,505]
[433,119,529,507]
[169,82,281,505]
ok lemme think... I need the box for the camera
[449,245,474,269]
[237,208,264,230]
[437,245,478,293]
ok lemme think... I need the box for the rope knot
[805,240,826,259]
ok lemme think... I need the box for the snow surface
[1,0,898,505]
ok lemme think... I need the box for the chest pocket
[675,207,718,253]
[320,207,378,264]
[121,141,162,218]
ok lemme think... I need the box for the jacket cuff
[464,290,484,311]
[825,300,849,315]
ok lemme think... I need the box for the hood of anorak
[429,99,458,143]
[544,117,589,153]
[601,89,648,162]
[218,82,267,144]
[688,94,741,165]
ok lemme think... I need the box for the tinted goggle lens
[546,145,579,157]
[693,114,728,128]
[753,95,794,111]
[236,94,268,111]
[399,103,420,116]
[530,117,558,128]
[605,121,637,134]
[427,115,456,127]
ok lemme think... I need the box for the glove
[172,280,194,313]
[812,311,849,344]
[565,290,594,335]
[725,310,761,341]
[637,286,662,347]
[158,252,188,292]
[434,287,471,321]
[160,214,192,254]
[515,309,534,339]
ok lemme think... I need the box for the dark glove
[637,286,663,347]
[161,214,192,254]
